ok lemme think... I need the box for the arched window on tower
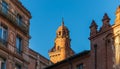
[57,46,61,50]
[58,31,61,35]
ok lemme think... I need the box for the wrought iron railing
[0,3,28,33]
[0,37,7,46]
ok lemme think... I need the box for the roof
[45,50,90,69]
[57,25,69,33]
[29,48,51,62]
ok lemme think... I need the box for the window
[2,1,8,14]
[0,24,7,45]
[76,64,83,69]
[16,36,22,54]
[0,57,6,69]
[57,46,60,50]
[58,31,61,35]
[17,14,22,25]
[15,64,21,69]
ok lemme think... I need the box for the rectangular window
[2,1,8,14]
[17,14,22,25]
[76,64,83,69]
[15,64,21,69]
[0,57,6,69]
[16,36,22,54]
[0,24,7,45]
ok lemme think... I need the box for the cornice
[11,0,32,19]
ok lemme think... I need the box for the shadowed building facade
[0,0,51,69]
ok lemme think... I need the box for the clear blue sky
[20,0,119,59]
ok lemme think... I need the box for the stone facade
[0,0,51,69]
[28,49,52,69]
[49,21,74,63]
[2,0,120,69]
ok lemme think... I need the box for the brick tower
[49,19,74,63]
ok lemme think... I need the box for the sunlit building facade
[49,21,74,63]
[46,6,120,69]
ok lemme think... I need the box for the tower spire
[62,17,64,26]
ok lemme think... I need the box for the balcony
[0,3,29,34]
[0,38,7,46]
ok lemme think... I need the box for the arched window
[57,46,61,50]
[58,31,61,35]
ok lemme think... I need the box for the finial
[62,17,64,26]
[91,20,97,26]
[102,13,110,21]
[90,20,98,28]
[90,20,98,36]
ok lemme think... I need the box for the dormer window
[2,1,8,14]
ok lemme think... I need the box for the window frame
[1,0,8,14]
[0,57,6,69]
[76,63,83,69]
[15,64,21,69]
[16,14,23,25]
[16,35,22,54]
[0,23,8,45]
[0,25,7,40]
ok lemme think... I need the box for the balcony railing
[0,3,28,34]
[0,38,7,46]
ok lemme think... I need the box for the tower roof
[56,19,69,33]
[57,25,69,33]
